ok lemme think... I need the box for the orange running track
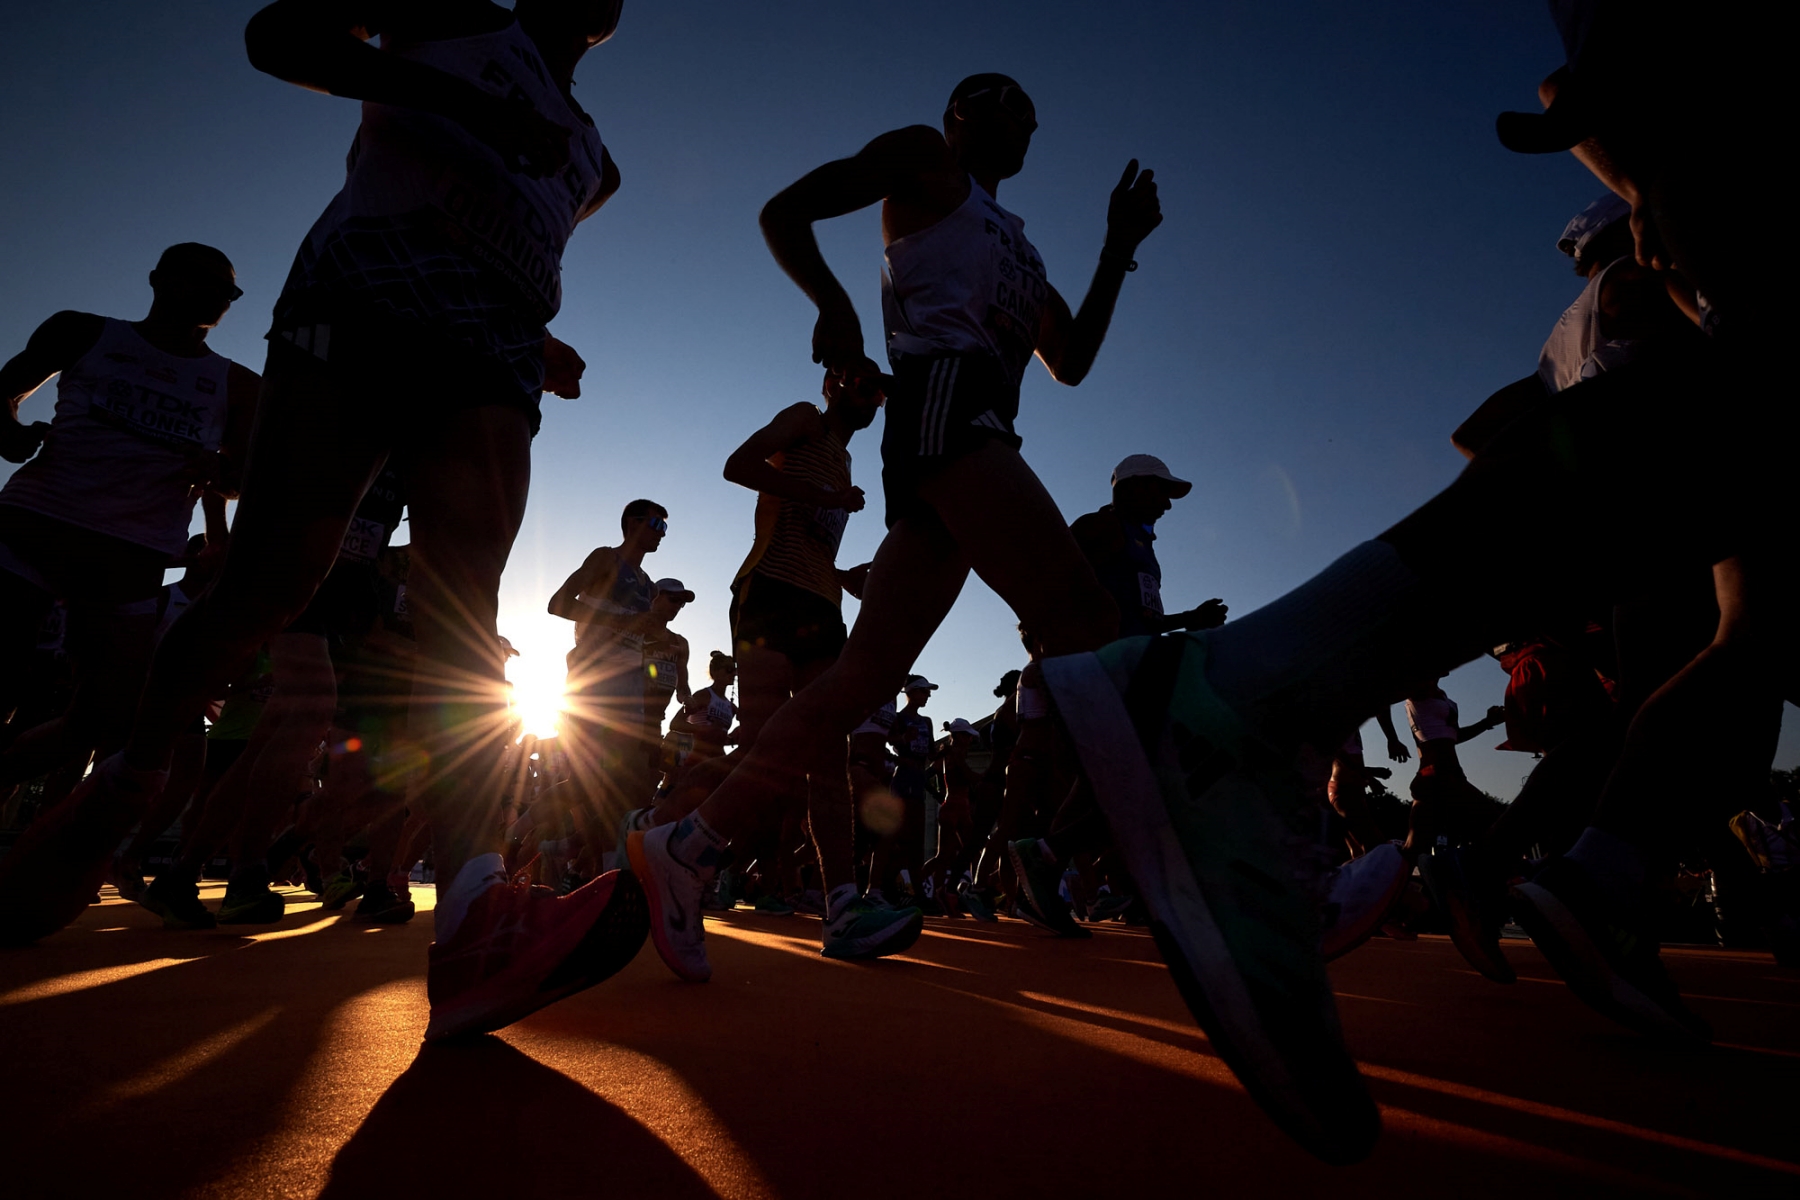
[2,883,1796,1199]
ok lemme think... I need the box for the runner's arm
[1455,706,1508,744]
[1,311,104,462]
[675,636,691,704]
[1375,708,1410,762]
[723,403,863,509]
[245,0,573,177]
[211,362,262,497]
[1035,161,1162,386]
[759,125,946,374]
[547,549,608,621]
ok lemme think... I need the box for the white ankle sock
[434,853,506,942]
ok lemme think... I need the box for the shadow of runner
[319,1038,721,1200]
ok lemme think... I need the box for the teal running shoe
[319,869,365,911]
[1006,839,1088,938]
[821,898,924,960]
[1041,635,1378,1164]
[959,882,997,923]
[217,869,286,925]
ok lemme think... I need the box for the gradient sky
[4,1,1792,798]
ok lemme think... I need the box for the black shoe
[1510,856,1710,1042]
[142,872,215,930]
[1419,846,1514,984]
[353,881,417,924]
[218,869,286,925]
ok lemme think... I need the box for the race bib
[811,505,849,551]
[644,652,680,687]
[339,517,388,564]
[1137,571,1163,616]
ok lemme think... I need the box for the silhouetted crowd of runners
[1,0,1793,1166]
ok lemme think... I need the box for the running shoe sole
[1321,844,1410,963]
[625,829,711,983]
[1043,640,1378,1164]
[424,871,648,1042]
[1509,879,1708,1042]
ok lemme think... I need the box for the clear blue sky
[3,1,1792,797]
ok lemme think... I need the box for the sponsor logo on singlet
[93,376,215,448]
[339,517,388,564]
[810,505,849,551]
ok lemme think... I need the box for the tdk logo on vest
[95,378,210,445]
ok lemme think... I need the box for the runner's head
[944,74,1035,180]
[1111,454,1191,525]
[515,0,625,47]
[621,499,668,553]
[822,369,884,432]
[904,674,938,710]
[944,717,976,745]
[148,243,241,329]
[651,577,693,622]
[709,650,737,688]
[1556,193,1634,277]
[995,668,1021,698]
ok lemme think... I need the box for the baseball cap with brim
[655,578,696,603]
[944,718,975,736]
[905,675,939,692]
[1496,65,1596,155]
[1112,453,1192,499]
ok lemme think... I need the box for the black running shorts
[266,295,544,437]
[731,572,848,666]
[881,352,1022,529]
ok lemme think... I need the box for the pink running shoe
[424,870,648,1041]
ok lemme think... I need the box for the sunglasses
[957,84,1037,133]
[646,517,668,534]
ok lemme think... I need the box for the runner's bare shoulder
[350,0,513,44]
[17,311,105,372]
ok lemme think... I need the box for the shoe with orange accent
[626,825,712,982]
[423,869,648,1041]
[0,756,165,945]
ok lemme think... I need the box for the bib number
[1137,571,1163,616]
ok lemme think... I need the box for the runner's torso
[1075,505,1164,638]
[882,178,1047,388]
[1537,257,1644,394]
[573,551,654,672]
[274,18,606,395]
[1406,695,1459,750]
[642,630,686,722]
[686,685,736,751]
[1,318,231,555]
[735,407,852,606]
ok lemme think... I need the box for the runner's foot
[1006,839,1088,938]
[1419,845,1514,983]
[353,880,417,924]
[1087,890,1134,923]
[754,894,796,915]
[821,897,925,960]
[110,857,149,905]
[959,882,997,922]
[1320,842,1410,962]
[626,825,711,982]
[1042,636,1379,1164]
[1510,856,1710,1042]
[424,870,649,1041]
[0,758,166,945]
[217,868,286,925]
[142,872,216,930]
[320,868,365,911]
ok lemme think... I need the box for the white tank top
[291,19,607,324]
[1406,695,1460,747]
[1537,257,1642,394]
[882,179,1049,388]
[0,319,231,555]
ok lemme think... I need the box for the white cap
[654,578,696,603]
[1556,193,1631,265]
[944,717,976,736]
[1112,454,1192,498]
[905,674,939,692]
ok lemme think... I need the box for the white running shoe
[1320,842,1409,961]
[626,825,711,982]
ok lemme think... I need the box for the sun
[504,625,574,739]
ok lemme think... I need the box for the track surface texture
[2,883,1796,1199]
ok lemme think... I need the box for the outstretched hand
[1182,598,1228,630]
[543,334,586,398]
[1105,160,1162,253]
